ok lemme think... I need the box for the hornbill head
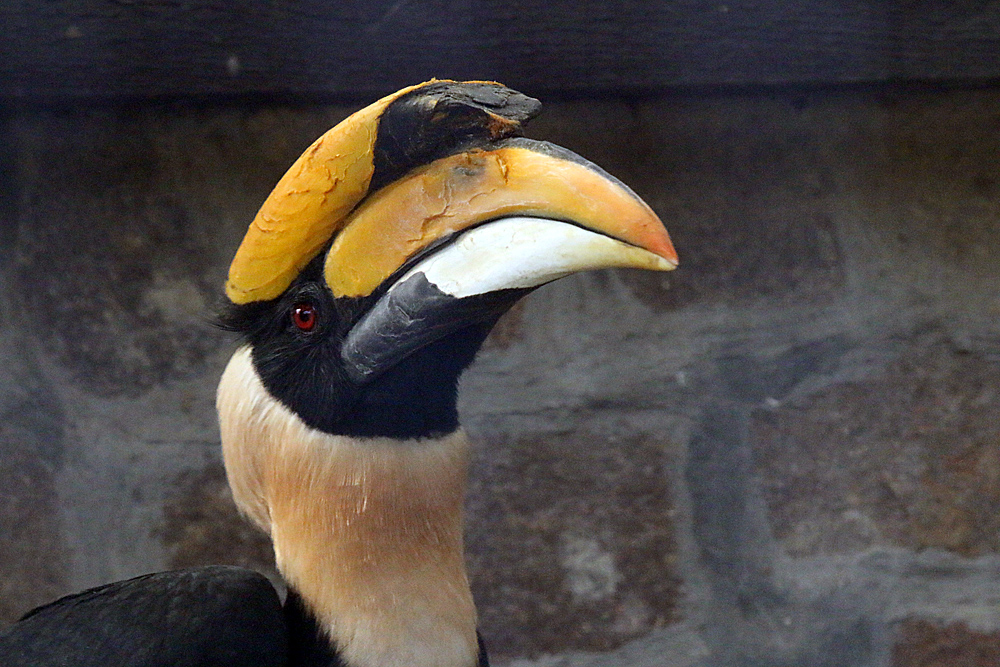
[218,80,676,442]
[214,80,677,667]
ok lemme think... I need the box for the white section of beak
[393,216,676,299]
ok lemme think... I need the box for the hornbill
[0,81,677,667]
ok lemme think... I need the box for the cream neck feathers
[217,346,479,667]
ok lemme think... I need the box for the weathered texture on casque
[2,86,1000,666]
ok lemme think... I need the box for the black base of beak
[341,272,529,384]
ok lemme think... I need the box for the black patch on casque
[370,81,541,193]
[218,254,513,440]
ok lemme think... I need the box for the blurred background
[2,3,1000,666]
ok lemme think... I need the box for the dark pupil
[292,303,316,331]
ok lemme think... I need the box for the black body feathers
[0,566,286,667]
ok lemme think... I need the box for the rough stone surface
[892,619,1000,667]
[2,87,1000,666]
[11,108,334,398]
[467,424,679,658]
[159,463,277,580]
[752,338,1000,557]
[0,362,68,622]
[0,137,70,621]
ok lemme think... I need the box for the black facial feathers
[217,255,498,439]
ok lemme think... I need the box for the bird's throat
[217,347,479,667]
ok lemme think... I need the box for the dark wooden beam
[3,1,1000,103]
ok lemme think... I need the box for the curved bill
[332,139,678,384]
[324,138,677,300]
[340,216,675,382]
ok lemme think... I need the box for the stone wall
[1,86,998,666]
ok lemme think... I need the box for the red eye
[291,302,317,332]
